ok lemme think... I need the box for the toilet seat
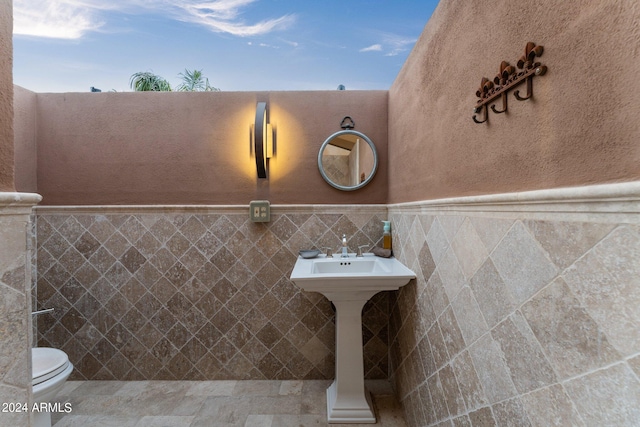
[32,347,71,386]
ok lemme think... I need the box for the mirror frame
[317,130,378,191]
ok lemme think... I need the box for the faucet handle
[357,245,369,257]
[323,247,334,258]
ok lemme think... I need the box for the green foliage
[129,71,172,92]
[175,69,220,92]
[129,69,220,92]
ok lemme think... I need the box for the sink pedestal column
[290,255,416,424]
[326,296,376,424]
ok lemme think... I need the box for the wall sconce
[253,102,273,178]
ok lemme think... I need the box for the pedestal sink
[290,254,416,424]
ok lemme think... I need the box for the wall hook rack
[472,42,547,124]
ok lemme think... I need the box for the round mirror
[318,130,378,191]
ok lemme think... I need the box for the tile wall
[34,206,390,381]
[0,194,41,427]
[29,185,640,426]
[387,194,640,426]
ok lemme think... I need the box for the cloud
[176,8,295,37]
[381,33,417,56]
[13,0,105,39]
[359,44,383,53]
[359,33,417,56]
[13,0,295,39]
[248,42,279,49]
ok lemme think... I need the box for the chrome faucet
[341,234,349,258]
[323,247,334,258]
[357,245,369,257]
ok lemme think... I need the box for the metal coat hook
[514,76,533,101]
[473,104,488,124]
[514,65,546,101]
[472,42,547,123]
[491,92,508,114]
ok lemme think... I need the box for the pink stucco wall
[13,86,37,193]
[12,1,640,205]
[30,90,387,205]
[0,0,14,191]
[388,0,640,203]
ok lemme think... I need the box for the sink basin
[291,255,415,298]
[313,259,380,274]
[290,254,416,424]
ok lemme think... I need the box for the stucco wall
[0,0,14,191]
[388,0,640,203]
[31,91,387,205]
[13,86,37,193]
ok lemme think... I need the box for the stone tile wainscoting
[33,205,390,382]
[387,182,640,426]
[0,193,42,427]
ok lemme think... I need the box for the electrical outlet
[249,200,270,222]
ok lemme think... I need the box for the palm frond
[175,68,220,92]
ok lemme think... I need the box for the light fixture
[253,102,273,179]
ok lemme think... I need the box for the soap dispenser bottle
[382,221,392,250]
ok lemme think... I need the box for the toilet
[32,347,74,427]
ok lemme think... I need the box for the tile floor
[51,380,408,427]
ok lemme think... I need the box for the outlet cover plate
[249,200,270,222]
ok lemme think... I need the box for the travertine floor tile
[54,415,139,427]
[135,416,195,427]
[278,380,303,395]
[244,414,273,427]
[186,380,236,396]
[232,380,280,396]
[52,380,407,427]
[72,380,126,396]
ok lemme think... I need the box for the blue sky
[12,0,439,92]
